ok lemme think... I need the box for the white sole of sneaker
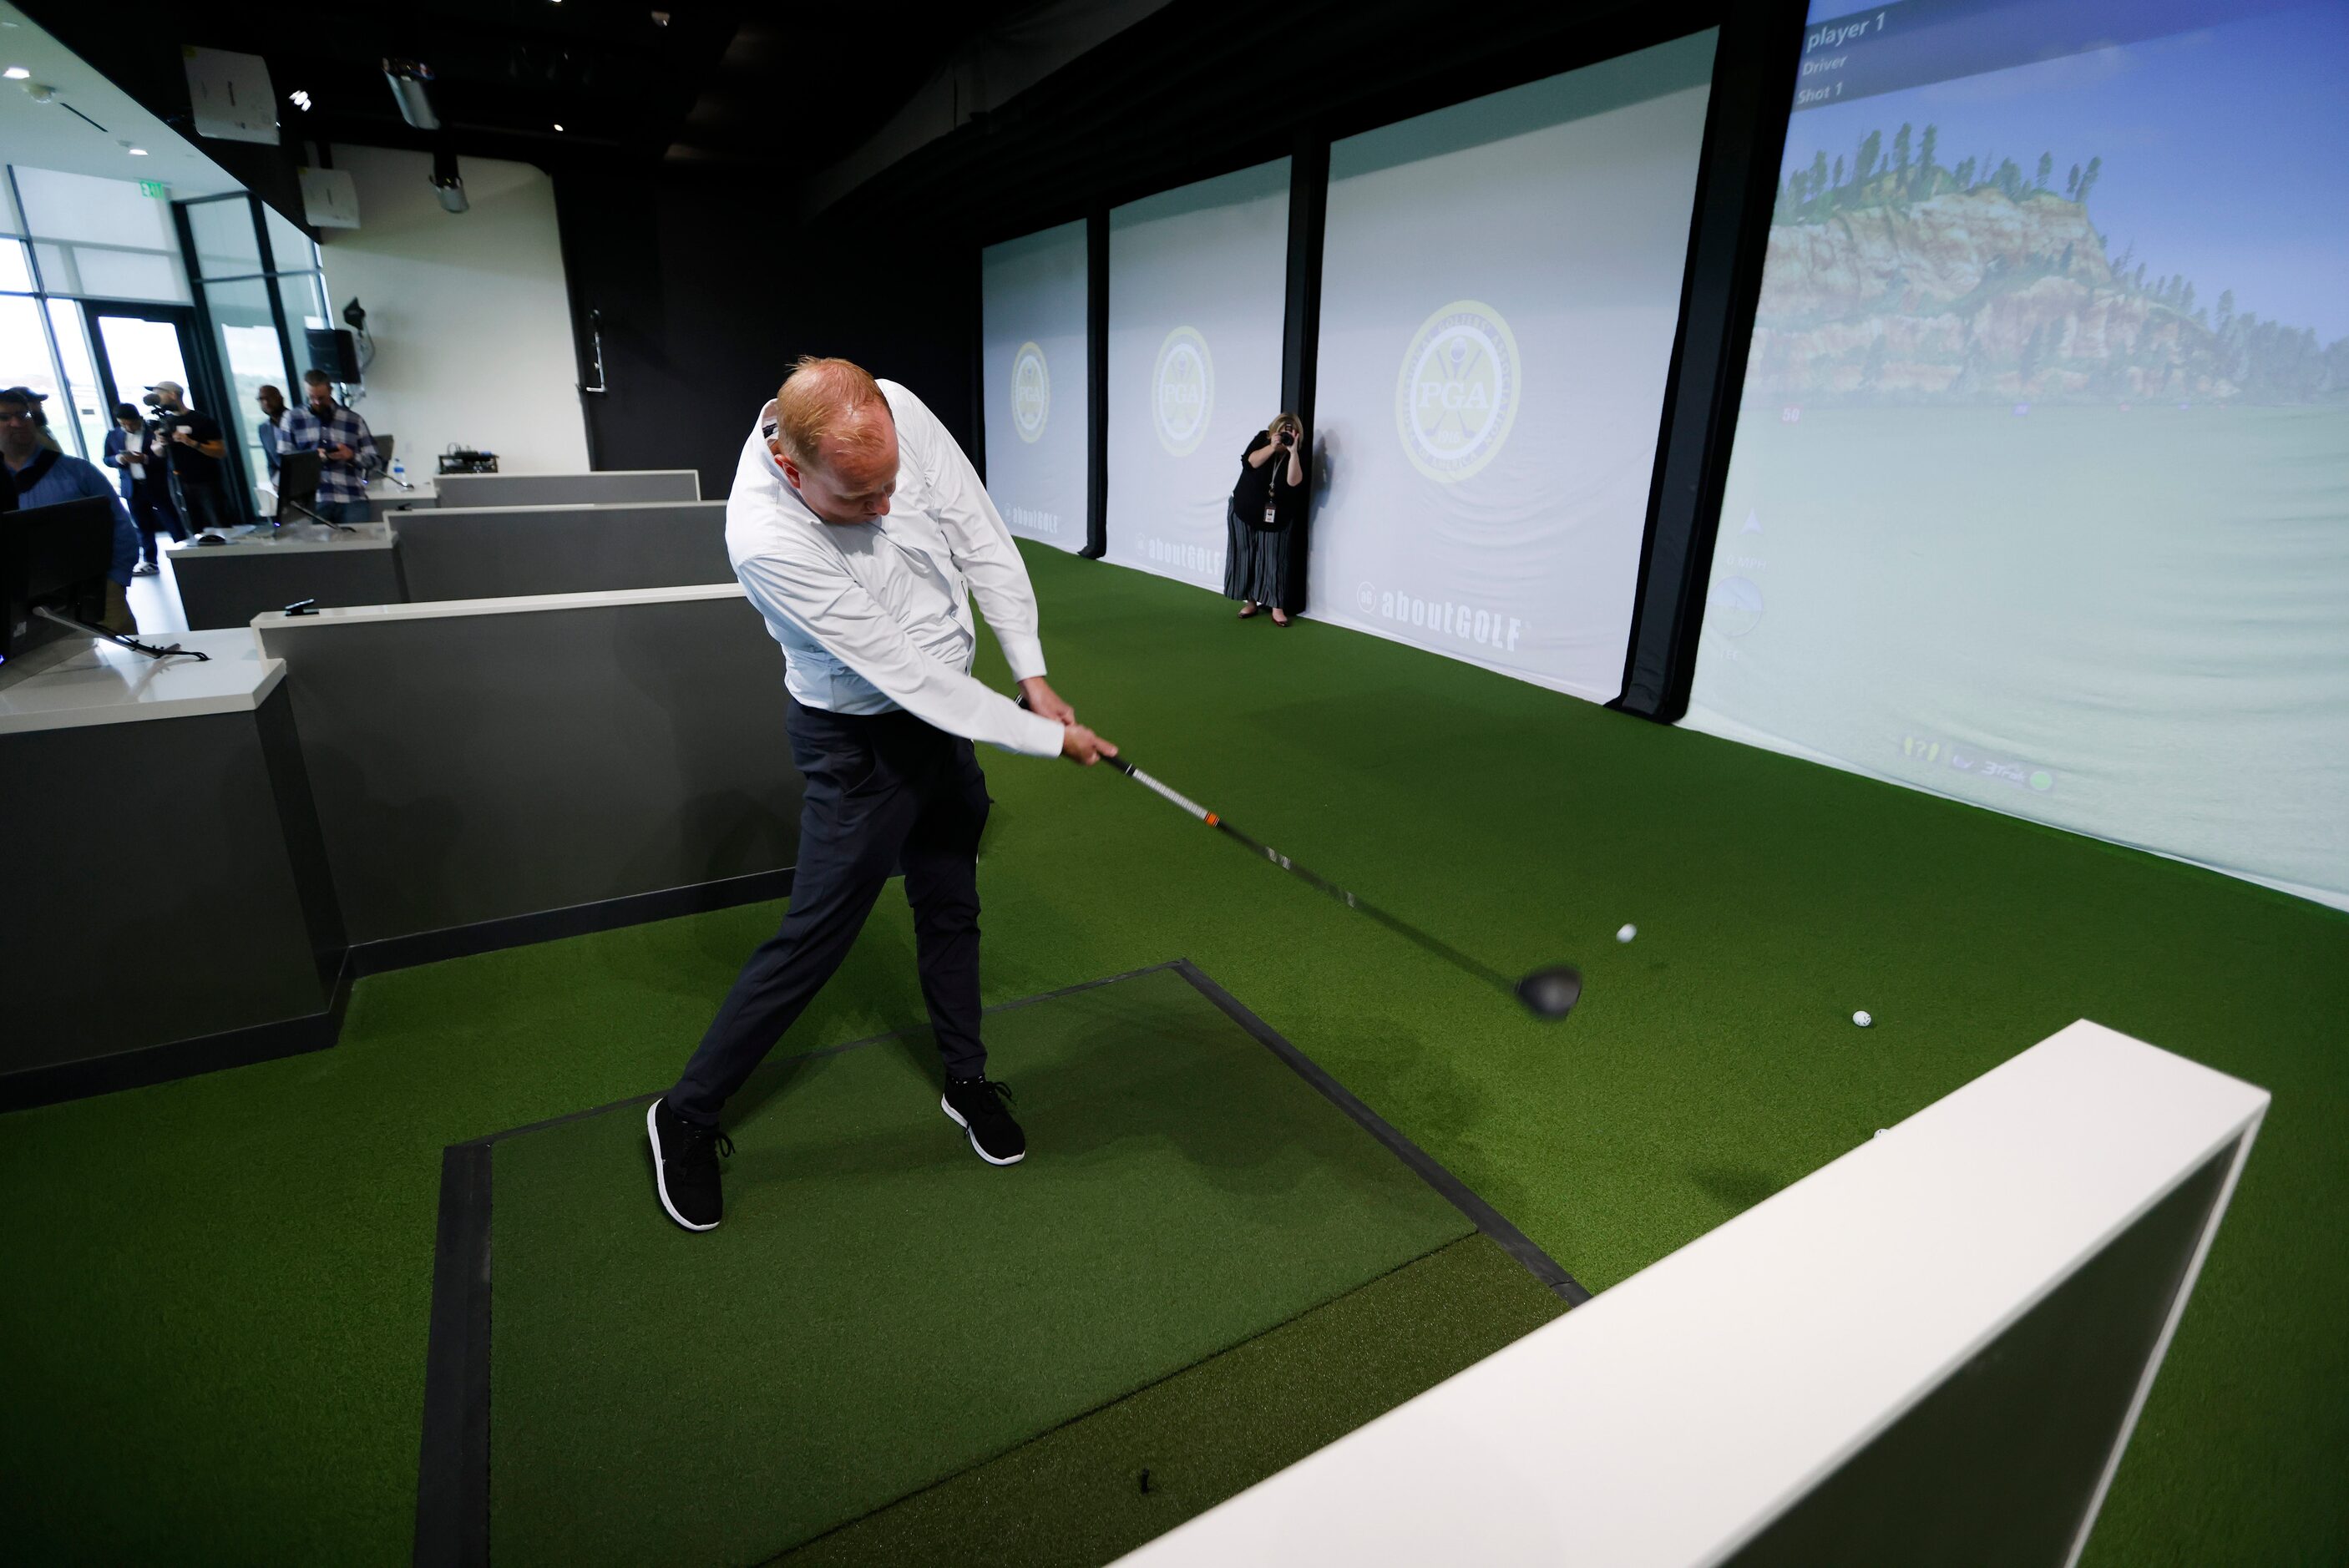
[646,1099,721,1231]
[940,1094,1025,1166]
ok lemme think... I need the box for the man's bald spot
[773,356,891,467]
[810,401,898,490]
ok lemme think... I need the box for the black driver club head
[1514,965,1584,1021]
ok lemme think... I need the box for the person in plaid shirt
[301,369,379,523]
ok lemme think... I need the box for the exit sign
[139,180,170,199]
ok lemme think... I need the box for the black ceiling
[23,0,1739,238]
[19,0,1040,176]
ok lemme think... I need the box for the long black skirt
[1223,503,1299,609]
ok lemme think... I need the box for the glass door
[84,302,252,524]
[87,306,196,422]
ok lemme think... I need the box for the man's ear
[773,443,803,489]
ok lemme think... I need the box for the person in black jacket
[1224,412,1309,625]
[104,402,184,575]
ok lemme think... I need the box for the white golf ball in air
[1853,1010,1873,1028]
[1617,923,1637,943]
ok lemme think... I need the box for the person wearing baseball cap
[1,387,141,630]
[146,380,236,536]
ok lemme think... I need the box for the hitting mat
[417,963,1558,1566]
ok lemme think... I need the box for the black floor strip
[1171,960,1592,1307]
[413,1141,493,1568]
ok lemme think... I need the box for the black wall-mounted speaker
[305,326,361,384]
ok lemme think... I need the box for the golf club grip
[1116,762,1218,826]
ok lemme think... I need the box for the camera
[141,392,163,410]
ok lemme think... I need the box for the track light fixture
[383,58,439,130]
[430,147,468,214]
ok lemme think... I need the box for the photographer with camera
[105,400,185,574]
[1224,412,1309,627]
[145,380,235,537]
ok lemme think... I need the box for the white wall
[318,147,590,475]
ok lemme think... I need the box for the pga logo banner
[1152,326,1213,458]
[1395,300,1520,483]
[1010,341,1050,444]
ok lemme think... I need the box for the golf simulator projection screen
[1308,32,1717,701]
[982,220,1089,554]
[1685,0,2349,910]
[1105,159,1292,591]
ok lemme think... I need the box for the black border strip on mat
[412,959,1586,1561]
[414,1143,493,1568]
[1170,960,1591,1308]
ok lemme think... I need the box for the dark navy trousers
[667,699,992,1125]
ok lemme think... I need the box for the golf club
[1110,756,1582,1020]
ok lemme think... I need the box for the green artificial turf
[2,542,2344,1564]
[487,966,1471,1566]
[775,1234,1566,1568]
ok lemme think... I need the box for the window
[186,195,264,280]
[0,295,63,423]
[2,168,327,487]
[12,166,190,305]
[264,204,316,274]
[46,298,113,461]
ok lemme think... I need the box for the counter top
[0,629,284,736]
[253,582,746,629]
[168,522,398,556]
[413,499,723,519]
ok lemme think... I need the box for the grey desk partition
[0,630,344,1107]
[254,587,799,952]
[170,524,406,630]
[431,469,701,508]
[392,501,731,601]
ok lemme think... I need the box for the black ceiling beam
[823,0,1719,243]
[18,0,748,180]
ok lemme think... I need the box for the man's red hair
[774,356,892,471]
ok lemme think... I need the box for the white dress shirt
[726,380,1066,758]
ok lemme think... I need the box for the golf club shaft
[1112,759,1519,998]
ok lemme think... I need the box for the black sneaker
[647,1097,732,1231]
[941,1076,1025,1166]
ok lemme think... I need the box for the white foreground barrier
[1118,1020,2266,1568]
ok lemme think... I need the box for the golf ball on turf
[1853,1010,1873,1028]
[1617,923,1636,943]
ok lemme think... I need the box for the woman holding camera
[1225,412,1308,626]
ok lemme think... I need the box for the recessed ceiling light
[553,122,564,131]
[291,89,311,111]
[128,147,149,156]
[3,66,28,79]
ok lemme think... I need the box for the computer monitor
[1,495,115,665]
[276,449,323,521]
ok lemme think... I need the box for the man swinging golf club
[649,357,1117,1232]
